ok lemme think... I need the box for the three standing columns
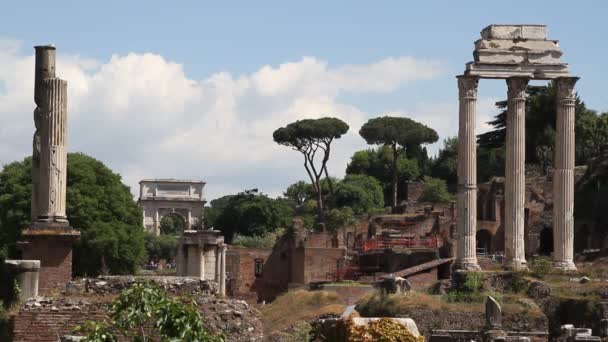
[504,77,529,271]
[553,77,579,271]
[456,76,481,271]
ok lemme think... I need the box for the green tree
[283,180,313,207]
[325,207,357,231]
[477,84,599,169]
[213,189,294,241]
[203,195,234,229]
[430,137,458,187]
[419,176,454,203]
[144,233,179,261]
[332,174,384,215]
[159,214,186,235]
[359,116,438,207]
[76,282,223,342]
[273,117,349,219]
[346,146,419,204]
[0,153,146,276]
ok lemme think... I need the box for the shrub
[344,317,424,342]
[232,228,285,249]
[76,282,223,342]
[531,257,552,279]
[144,233,178,261]
[419,176,454,203]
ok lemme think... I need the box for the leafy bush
[76,282,223,342]
[232,228,285,249]
[325,207,357,231]
[419,176,454,203]
[344,317,423,342]
[531,257,552,279]
[144,233,178,261]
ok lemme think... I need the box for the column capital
[457,75,479,99]
[506,77,529,100]
[556,77,579,102]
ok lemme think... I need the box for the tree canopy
[0,153,146,276]
[332,174,385,215]
[273,117,349,219]
[359,116,438,207]
[213,189,294,241]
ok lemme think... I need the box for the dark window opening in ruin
[476,229,492,255]
[254,258,263,277]
[539,227,553,255]
[575,224,589,252]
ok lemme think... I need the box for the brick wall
[21,236,74,294]
[226,247,272,300]
[302,247,345,283]
[10,306,111,342]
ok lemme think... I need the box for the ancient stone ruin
[15,45,80,294]
[456,25,578,271]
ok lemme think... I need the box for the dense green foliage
[346,146,419,204]
[213,189,294,241]
[76,282,223,341]
[325,207,358,231]
[159,214,185,236]
[418,176,454,203]
[332,174,384,215]
[359,116,438,207]
[232,228,285,249]
[430,137,458,187]
[273,117,349,217]
[144,233,179,261]
[0,153,146,276]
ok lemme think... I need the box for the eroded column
[455,76,480,270]
[553,77,579,271]
[37,78,68,223]
[219,244,226,296]
[504,77,529,271]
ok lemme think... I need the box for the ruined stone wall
[226,247,272,300]
[302,247,345,283]
[21,236,73,293]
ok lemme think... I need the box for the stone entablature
[176,230,226,296]
[138,179,206,234]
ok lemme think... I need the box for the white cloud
[0,38,448,200]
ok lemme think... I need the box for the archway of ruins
[159,212,187,235]
[138,179,207,235]
[539,227,554,256]
[455,25,578,271]
[476,229,492,255]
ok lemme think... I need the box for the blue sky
[1,1,607,200]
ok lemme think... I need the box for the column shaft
[37,78,68,222]
[219,245,226,296]
[504,77,529,270]
[553,77,579,271]
[456,76,480,270]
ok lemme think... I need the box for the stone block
[5,260,40,300]
[481,25,547,40]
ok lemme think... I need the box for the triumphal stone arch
[138,179,206,235]
[456,25,578,271]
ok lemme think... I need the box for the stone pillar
[176,245,185,276]
[215,246,221,282]
[455,76,481,270]
[154,209,160,235]
[5,260,40,300]
[32,46,56,221]
[37,78,69,223]
[553,77,579,271]
[219,244,226,296]
[199,244,206,279]
[504,77,529,271]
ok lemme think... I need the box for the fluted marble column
[37,78,68,223]
[504,77,529,271]
[553,77,579,271]
[219,244,226,296]
[455,76,480,270]
[32,45,56,221]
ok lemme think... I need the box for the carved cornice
[458,76,479,99]
[507,77,529,100]
[556,77,579,103]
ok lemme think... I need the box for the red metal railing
[355,237,438,252]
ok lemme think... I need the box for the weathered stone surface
[66,276,219,295]
[527,281,552,299]
[480,25,547,40]
[485,296,502,330]
[5,259,40,300]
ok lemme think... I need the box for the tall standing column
[504,77,529,271]
[219,244,226,296]
[32,46,56,221]
[455,76,480,270]
[37,78,68,223]
[553,77,579,271]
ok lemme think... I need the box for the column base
[504,259,528,271]
[553,260,577,271]
[454,259,481,271]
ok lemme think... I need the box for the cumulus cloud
[0,38,470,200]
